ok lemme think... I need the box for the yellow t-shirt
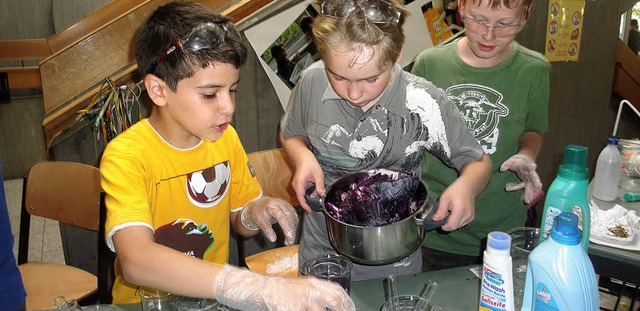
[100,119,261,303]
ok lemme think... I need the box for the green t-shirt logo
[446,84,508,154]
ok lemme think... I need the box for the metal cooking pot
[305,170,448,265]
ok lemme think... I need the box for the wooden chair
[247,148,298,207]
[18,161,112,310]
[240,148,300,268]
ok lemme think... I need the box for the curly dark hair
[135,1,247,91]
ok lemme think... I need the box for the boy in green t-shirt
[411,0,550,270]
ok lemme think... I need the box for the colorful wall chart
[544,0,585,62]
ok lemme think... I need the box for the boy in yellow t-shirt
[100,2,353,310]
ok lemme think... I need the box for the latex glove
[215,265,355,311]
[499,154,543,205]
[241,196,298,245]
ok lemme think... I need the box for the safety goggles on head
[150,20,228,74]
[461,13,524,37]
[321,0,402,25]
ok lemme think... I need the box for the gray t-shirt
[281,62,483,281]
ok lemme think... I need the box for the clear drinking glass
[138,287,175,311]
[302,254,352,294]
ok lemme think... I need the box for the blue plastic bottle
[539,145,590,251]
[521,212,599,311]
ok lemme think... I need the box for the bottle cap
[486,231,511,256]
[607,136,619,145]
[558,144,589,180]
[563,144,588,166]
[550,212,581,245]
[624,192,640,202]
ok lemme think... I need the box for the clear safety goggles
[461,13,524,37]
[320,0,402,25]
[151,20,228,73]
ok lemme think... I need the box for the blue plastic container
[521,212,599,311]
[539,144,590,251]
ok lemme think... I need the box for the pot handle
[415,201,449,231]
[304,184,324,212]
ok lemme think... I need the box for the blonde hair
[311,0,408,70]
[467,0,532,11]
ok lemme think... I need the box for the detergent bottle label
[533,282,559,311]
[541,206,561,239]
[479,266,508,310]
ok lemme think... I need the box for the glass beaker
[507,227,540,310]
[138,287,175,311]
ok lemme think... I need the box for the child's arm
[436,154,492,231]
[279,132,324,213]
[113,226,354,310]
[114,226,223,297]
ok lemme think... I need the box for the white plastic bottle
[592,136,622,201]
[479,231,514,311]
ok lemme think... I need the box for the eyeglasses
[150,20,228,74]
[321,0,402,25]
[462,13,524,37]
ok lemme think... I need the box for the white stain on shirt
[405,82,451,158]
[323,124,350,146]
[349,135,384,159]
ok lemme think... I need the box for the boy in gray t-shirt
[280,0,492,281]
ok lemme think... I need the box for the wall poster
[242,0,434,109]
[544,0,585,62]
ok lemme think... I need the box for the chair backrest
[22,161,101,231]
[247,148,298,206]
[18,160,113,304]
[237,149,299,267]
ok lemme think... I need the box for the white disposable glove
[215,265,355,311]
[500,154,543,205]
[240,197,298,245]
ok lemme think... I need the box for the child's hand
[291,157,325,213]
[241,197,299,245]
[437,181,476,231]
[499,154,543,204]
[215,265,355,311]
